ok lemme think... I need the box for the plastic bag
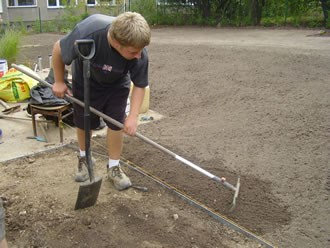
[0,65,39,103]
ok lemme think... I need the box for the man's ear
[109,35,121,50]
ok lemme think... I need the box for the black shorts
[72,83,130,131]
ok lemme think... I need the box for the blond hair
[109,12,151,48]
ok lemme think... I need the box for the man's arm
[0,238,8,248]
[0,200,8,248]
[51,40,72,98]
[124,86,145,136]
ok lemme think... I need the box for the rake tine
[229,177,240,212]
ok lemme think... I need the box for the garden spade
[73,39,102,210]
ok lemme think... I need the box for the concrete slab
[0,100,163,162]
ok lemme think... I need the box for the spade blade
[74,177,103,210]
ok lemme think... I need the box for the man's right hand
[52,82,72,98]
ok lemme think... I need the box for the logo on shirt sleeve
[102,64,113,72]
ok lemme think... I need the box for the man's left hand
[123,115,138,136]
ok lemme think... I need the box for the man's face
[118,46,143,60]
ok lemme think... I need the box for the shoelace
[78,156,86,170]
[112,166,123,179]
[78,156,94,170]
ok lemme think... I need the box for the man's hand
[52,82,72,98]
[123,114,138,136]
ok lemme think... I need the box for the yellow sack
[0,66,39,103]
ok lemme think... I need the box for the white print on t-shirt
[102,64,113,72]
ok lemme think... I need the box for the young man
[0,199,8,248]
[52,12,151,190]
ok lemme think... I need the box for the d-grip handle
[74,39,96,60]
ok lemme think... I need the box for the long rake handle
[12,64,237,192]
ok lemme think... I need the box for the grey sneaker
[74,155,95,182]
[107,165,132,190]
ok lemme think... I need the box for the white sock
[108,159,120,168]
[80,150,86,157]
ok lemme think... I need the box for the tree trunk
[250,0,257,25]
[250,0,264,25]
[202,0,211,19]
[320,0,329,26]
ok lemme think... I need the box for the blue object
[27,136,47,142]
[140,116,154,121]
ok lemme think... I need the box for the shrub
[261,17,276,27]
[131,0,158,25]
[0,28,21,65]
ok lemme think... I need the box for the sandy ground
[0,27,329,248]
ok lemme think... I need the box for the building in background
[0,0,126,27]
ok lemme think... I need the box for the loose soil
[1,27,329,248]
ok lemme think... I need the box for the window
[8,0,36,6]
[87,0,116,6]
[47,0,76,8]
[47,0,115,8]
[48,0,66,7]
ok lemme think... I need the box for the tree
[194,0,212,19]
[320,0,330,26]
[249,0,264,25]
